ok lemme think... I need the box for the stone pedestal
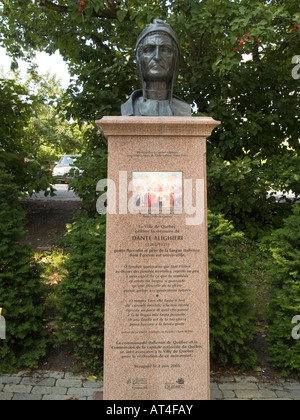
[96,116,220,400]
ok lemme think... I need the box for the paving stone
[255,397,292,400]
[92,391,103,400]
[67,387,96,398]
[31,386,67,395]
[289,390,300,399]
[210,382,219,391]
[47,372,65,379]
[283,383,300,390]
[257,383,284,391]
[235,389,277,399]
[217,376,235,383]
[3,384,32,394]
[83,380,103,388]
[276,390,300,399]
[23,370,50,378]
[21,377,56,386]
[235,376,258,383]
[56,378,83,388]
[219,382,259,391]
[0,376,21,385]
[211,390,222,400]
[222,390,236,399]
[42,395,69,400]
[65,373,86,380]
[0,393,13,400]
[12,393,42,400]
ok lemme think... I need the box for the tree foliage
[1,0,299,234]
[0,77,50,194]
[0,69,87,195]
[23,68,87,165]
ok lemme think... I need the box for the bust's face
[138,33,176,84]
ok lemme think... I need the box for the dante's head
[136,20,180,98]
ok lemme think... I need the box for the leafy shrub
[261,205,300,376]
[208,211,257,368]
[56,213,106,374]
[0,169,47,373]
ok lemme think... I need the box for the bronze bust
[121,19,191,116]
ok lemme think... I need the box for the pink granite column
[96,116,220,400]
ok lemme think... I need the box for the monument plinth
[96,116,220,400]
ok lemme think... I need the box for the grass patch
[34,248,68,333]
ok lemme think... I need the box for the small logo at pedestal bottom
[165,378,185,390]
[127,378,148,390]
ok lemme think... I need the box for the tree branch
[38,1,68,13]
[197,33,205,61]
[90,34,112,54]
[188,33,197,60]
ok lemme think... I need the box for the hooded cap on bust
[136,19,181,52]
[135,19,180,101]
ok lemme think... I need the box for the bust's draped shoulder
[121,90,191,117]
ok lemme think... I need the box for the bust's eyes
[142,45,173,55]
[142,46,156,54]
[160,46,173,54]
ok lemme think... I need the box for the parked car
[52,155,82,183]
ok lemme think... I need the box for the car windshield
[59,156,80,165]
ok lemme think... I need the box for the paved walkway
[0,370,299,400]
[211,375,300,400]
[0,371,103,400]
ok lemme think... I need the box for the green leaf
[87,375,97,382]
[117,10,127,23]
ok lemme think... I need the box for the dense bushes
[262,205,300,376]
[56,213,106,373]
[0,169,47,373]
[208,211,257,368]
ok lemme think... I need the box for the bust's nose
[153,46,161,60]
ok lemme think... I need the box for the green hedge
[56,213,106,373]
[57,210,257,373]
[262,205,300,376]
[208,211,257,368]
[0,169,47,373]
